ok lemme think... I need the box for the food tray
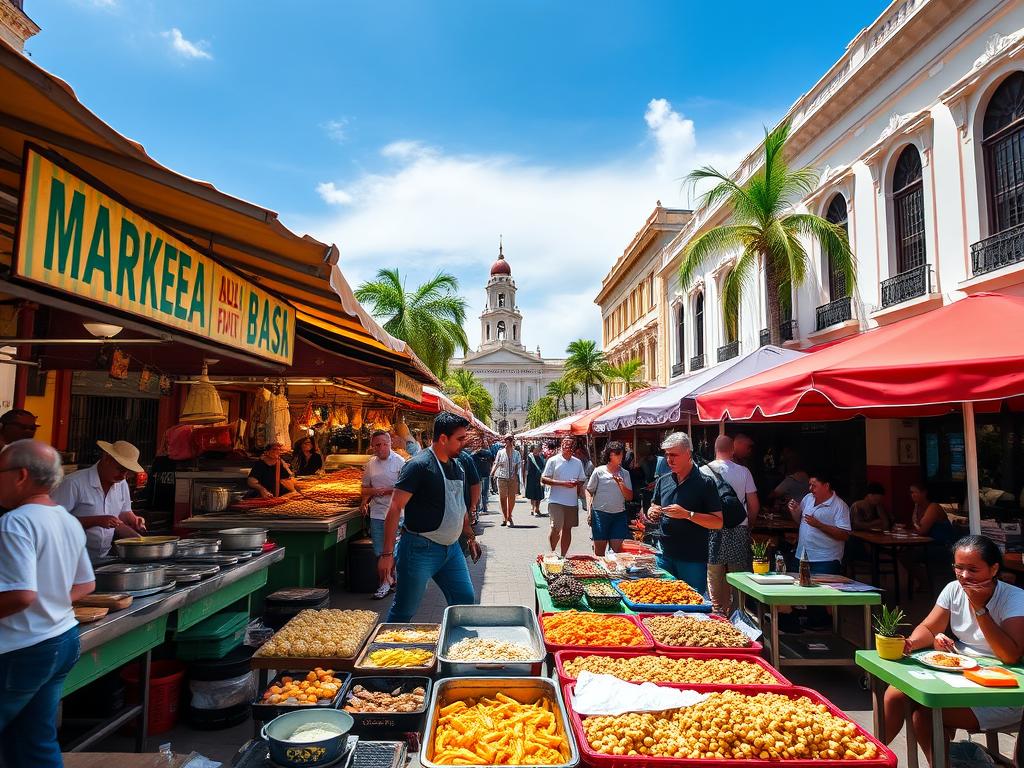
[354,642,437,675]
[367,622,441,647]
[636,613,763,654]
[438,605,546,677]
[341,676,432,735]
[421,677,579,768]
[553,649,789,686]
[251,612,377,671]
[250,669,352,722]
[540,613,655,653]
[583,581,623,610]
[612,579,713,613]
[562,682,897,768]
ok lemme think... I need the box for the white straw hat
[96,440,144,474]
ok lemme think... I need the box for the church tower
[479,240,525,351]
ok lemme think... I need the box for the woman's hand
[933,633,956,652]
[647,504,663,522]
[902,637,914,656]
[961,580,994,611]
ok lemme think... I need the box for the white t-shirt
[542,454,587,506]
[492,449,522,480]
[701,459,756,527]
[937,579,1024,657]
[796,492,851,563]
[52,464,133,560]
[586,465,633,514]
[0,503,94,654]
[362,452,406,520]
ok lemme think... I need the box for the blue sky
[25,0,888,355]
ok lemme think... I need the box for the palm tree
[355,268,470,377]
[606,358,647,393]
[564,339,607,410]
[545,379,572,416]
[445,369,493,425]
[527,396,559,429]
[681,121,854,347]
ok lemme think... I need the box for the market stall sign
[14,147,295,365]
[394,370,423,403]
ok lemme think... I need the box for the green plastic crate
[175,611,248,661]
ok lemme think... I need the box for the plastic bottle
[775,553,786,575]
[799,550,812,587]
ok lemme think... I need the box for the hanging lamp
[179,360,225,424]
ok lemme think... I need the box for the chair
[954,723,1021,767]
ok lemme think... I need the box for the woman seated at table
[911,482,954,544]
[882,535,1024,763]
[247,442,298,498]
[291,436,323,476]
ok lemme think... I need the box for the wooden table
[852,531,932,603]
[751,516,798,534]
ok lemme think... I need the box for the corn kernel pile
[581,690,879,761]
[256,609,377,658]
[562,654,778,685]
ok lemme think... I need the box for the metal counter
[180,509,360,533]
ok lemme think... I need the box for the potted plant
[873,605,908,660]
[751,540,771,574]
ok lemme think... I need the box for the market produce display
[579,690,879,761]
[617,578,704,606]
[377,627,440,644]
[245,499,352,518]
[432,693,571,765]
[296,468,364,503]
[543,611,647,647]
[561,655,779,685]
[446,638,537,662]
[260,668,345,705]
[343,684,426,713]
[642,615,753,648]
[366,647,434,668]
[256,609,377,659]
[548,575,584,607]
[565,559,606,579]
[582,581,619,598]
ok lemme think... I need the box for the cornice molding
[862,110,933,190]
[940,27,1024,140]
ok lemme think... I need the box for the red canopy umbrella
[695,293,1024,533]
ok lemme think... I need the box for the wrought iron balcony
[971,224,1024,276]
[815,296,853,331]
[671,362,685,378]
[690,354,705,371]
[880,264,930,308]
[758,320,797,347]
[717,341,740,363]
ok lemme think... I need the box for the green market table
[857,650,1024,768]
[727,572,881,669]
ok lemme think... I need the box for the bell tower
[479,239,525,351]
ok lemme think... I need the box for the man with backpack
[701,435,760,616]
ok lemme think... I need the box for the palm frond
[679,225,752,289]
[783,213,857,293]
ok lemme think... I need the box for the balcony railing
[716,341,740,363]
[690,354,705,371]
[758,320,797,347]
[880,264,930,308]
[815,296,853,331]
[671,362,685,378]
[971,224,1024,276]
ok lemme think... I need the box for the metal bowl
[262,708,354,768]
[177,538,221,556]
[217,527,268,551]
[95,563,168,592]
[113,536,179,562]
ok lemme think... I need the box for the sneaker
[500,520,507,527]
[372,583,391,600]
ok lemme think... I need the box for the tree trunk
[765,255,784,347]
[569,390,576,413]
[583,381,591,410]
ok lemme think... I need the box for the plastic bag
[188,671,255,710]
[245,618,275,648]
[950,740,996,768]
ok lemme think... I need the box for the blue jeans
[809,559,842,576]
[368,517,399,558]
[386,533,476,623]
[0,627,80,768]
[655,553,708,596]
[479,475,490,514]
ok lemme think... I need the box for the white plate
[915,651,979,672]
[748,574,795,585]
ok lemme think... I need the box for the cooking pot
[217,528,268,551]
[262,709,354,768]
[95,563,168,592]
[113,536,179,562]
[197,486,233,513]
[176,538,221,556]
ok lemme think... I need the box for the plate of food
[915,651,980,672]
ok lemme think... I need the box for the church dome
[490,243,511,275]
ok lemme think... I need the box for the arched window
[824,194,849,301]
[676,304,685,364]
[513,324,517,341]
[498,293,506,308]
[496,321,506,340]
[983,71,1024,234]
[693,291,705,358]
[486,323,490,340]
[892,145,926,273]
[527,386,534,407]
[498,383,508,406]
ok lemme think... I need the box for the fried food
[617,578,704,605]
[256,609,377,659]
[641,615,752,648]
[260,668,344,706]
[343,684,426,714]
[376,627,440,644]
[562,654,778,685]
[366,647,434,668]
[543,611,647,647]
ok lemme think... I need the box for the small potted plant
[873,605,908,660]
[751,539,771,574]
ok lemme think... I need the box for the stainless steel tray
[437,605,545,676]
[353,642,437,675]
[421,677,579,768]
[367,623,441,647]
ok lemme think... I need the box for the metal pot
[217,527,268,551]
[176,538,221,556]
[262,709,354,768]
[95,564,168,592]
[197,486,233,513]
[113,536,179,562]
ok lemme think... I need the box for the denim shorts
[591,509,629,542]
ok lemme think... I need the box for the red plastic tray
[553,649,789,686]
[563,681,897,768]
[540,612,655,653]
[635,613,764,655]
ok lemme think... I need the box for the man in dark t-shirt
[247,443,297,497]
[472,445,495,517]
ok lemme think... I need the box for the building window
[527,386,534,407]
[824,194,849,301]
[983,71,1024,234]
[498,292,506,307]
[498,383,508,406]
[676,304,685,363]
[648,275,655,310]
[693,291,705,357]
[497,321,506,340]
[486,323,490,340]
[892,145,926,273]
[513,324,517,341]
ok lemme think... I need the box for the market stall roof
[592,346,806,432]
[518,388,658,438]
[695,293,1024,422]
[409,386,499,437]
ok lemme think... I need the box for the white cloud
[162,28,213,61]
[300,99,757,355]
[323,119,349,144]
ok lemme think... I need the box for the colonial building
[595,204,691,400]
[451,245,600,433]
[0,0,39,53]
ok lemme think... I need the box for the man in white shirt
[361,430,406,599]
[787,471,852,574]
[701,435,760,615]
[541,437,587,556]
[52,440,148,560]
[490,435,522,528]
[0,440,95,768]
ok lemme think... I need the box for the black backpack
[702,462,747,529]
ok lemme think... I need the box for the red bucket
[121,660,186,735]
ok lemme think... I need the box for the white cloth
[269,393,291,447]
[701,459,756,527]
[571,672,709,716]
[795,492,851,563]
[586,465,632,514]
[420,448,466,546]
[362,452,406,520]
[52,464,133,560]
[492,448,521,480]
[937,579,1024,657]
[0,503,94,654]
[542,454,587,506]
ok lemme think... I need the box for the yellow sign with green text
[14,147,294,365]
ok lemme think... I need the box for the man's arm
[0,590,35,619]
[467,482,481,519]
[377,489,412,583]
[807,504,852,542]
[745,492,760,526]
[71,581,96,603]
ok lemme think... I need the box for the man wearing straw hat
[52,440,149,560]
